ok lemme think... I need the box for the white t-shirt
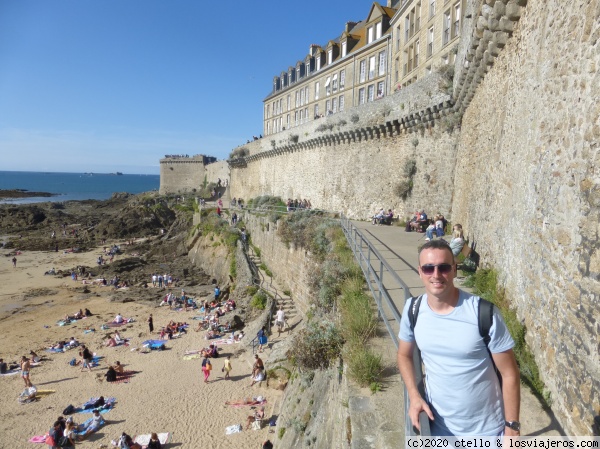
[276,310,285,322]
[399,291,514,436]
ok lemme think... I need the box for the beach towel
[46,347,66,353]
[75,396,116,414]
[225,424,242,435]
[0,368,21,376]
[212,338,238,345]
[28,435,47,443]
[183,354,201,361]
[184,349,202,355]
[227,398,267,408]
[133,432,171,447]
[142,340,166,350]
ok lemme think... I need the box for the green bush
[259,263,273,277]
[346,346,383,387]
[251,291,268,309]
[287,321,344,370]
[247,195,286,212]
[246,285,258,296]
[339,277,377,344]
[463,269,549,404]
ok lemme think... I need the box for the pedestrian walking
[12,256,17,268]
[148,314,154,333]
[201,357,212,383]
[222,356,232,380]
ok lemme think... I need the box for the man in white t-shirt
[397,239,520,437]
[275,306,286,336]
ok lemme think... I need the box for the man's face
[418,248,456,298]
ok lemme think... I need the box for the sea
[0,171,160,204]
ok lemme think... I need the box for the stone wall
[241,213,316,314]
[451,0,600,435]
[205,160,230,186]
[159,157,207,195]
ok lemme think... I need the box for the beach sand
[0,244,281,448]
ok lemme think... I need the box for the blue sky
[0,0,375,174]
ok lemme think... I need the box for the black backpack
[63,404,76,415]
[408,295,502,387]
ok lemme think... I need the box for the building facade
[263,2,399,137]
[390,0,464,89]
[263,0,465,136]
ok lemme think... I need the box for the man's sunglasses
[420,263,454,275]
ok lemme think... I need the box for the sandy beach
[0,242,281,449]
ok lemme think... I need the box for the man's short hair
[418,239,454,262]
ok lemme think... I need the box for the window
[377,81,385,98]
[287,114,290,128]
[299,109,303,125]
[415,2,421,31]
[403,50,408,75]
[325,76,331,96]
[305,86,309,103]
[405,16,410,40]
[295,111,298,126]
[443,53,449,64]
[359,60,366,82]
[368,84,375,102]
[266,122,270,135]
[396,25,401,50]
[328,49,333,64]
[300,89,304,106]
[314,104,319,118]
[358,88,365,105]
[332,97,337,113]
[379,50,386,76]
[339,95,345,111]
[427,65,432,74]
[427,26,434,57]
[453,3,461,37]
[376,22,382,39]
[369,56,376,80]
[315,82,320,100]
[340,69,346,89]
[295,91,300,107]
[415,39,420,67]
[287,95,290,111]
[443,11,450,45]
[395,57,399,82]
[332,73,338,92]
[429,0,435,18]
[305,108,308,122]
[325,99,330,114]
[367,26,374,43]
[341,41,347,57]
[316,58,321,70]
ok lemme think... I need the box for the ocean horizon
[0,170,160,204]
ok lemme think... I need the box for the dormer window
[341,41,347,57]
[316,58,321,71]
[367,26,374,43]
[376,22,382,39]
[328,49,333,64]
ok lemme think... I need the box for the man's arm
[491,349,521,436]
[397,339,434,431]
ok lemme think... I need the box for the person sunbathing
[245,407,265,430]
[105,365,117,382]
[105,337,117,347]
[114,331,123,344]
[250,368,266,387]
[114,361,124,374]
[225,396,265,406]
[113,313,124,324]
[77,410,104,439]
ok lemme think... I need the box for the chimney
[345,21,358,33]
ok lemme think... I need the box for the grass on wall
[463,268,551,405]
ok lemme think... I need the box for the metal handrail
[339,215,431,441]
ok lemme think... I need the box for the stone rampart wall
[242,213,315,314]
[159,157,206,195]
[204,160,230,185]
[230,127,459,219]
[452,0,600,435]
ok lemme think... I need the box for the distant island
[0,189,57,199]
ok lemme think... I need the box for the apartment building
[390,0,464,89]
[263,2,398,137]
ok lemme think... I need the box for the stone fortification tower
[159,154,215,195]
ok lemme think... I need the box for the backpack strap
[408,295,424,332]
[478,298,503,388]
[478,298,494,348]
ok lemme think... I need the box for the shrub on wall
[287,320,344,370]
[350,113,359,123]
[229,147,249,160]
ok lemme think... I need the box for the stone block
[493,1,506,18]
[499,16,515,32]
[505,1,522,20]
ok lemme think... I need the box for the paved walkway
[348,220,564,440]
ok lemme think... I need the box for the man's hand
[408,394,434,432]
